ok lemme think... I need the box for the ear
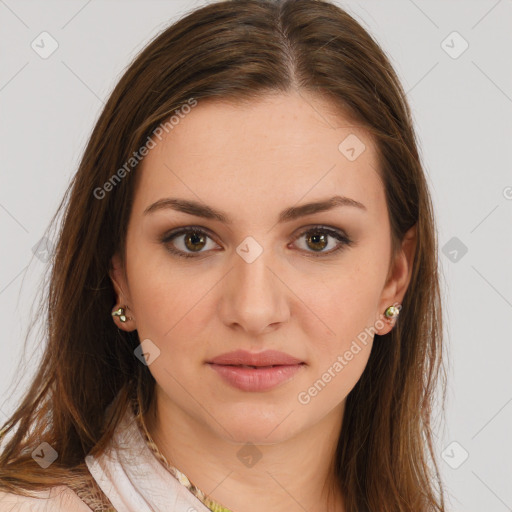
[109,252,137,332]
[375,224,417,335]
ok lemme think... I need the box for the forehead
[134,91,385,219]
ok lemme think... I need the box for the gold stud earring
[111,305,129,323]
[384,304,401,320]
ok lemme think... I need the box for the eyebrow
[143,195,367,224]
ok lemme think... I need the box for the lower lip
[207,363,304,392]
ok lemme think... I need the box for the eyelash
[160,225,353,259]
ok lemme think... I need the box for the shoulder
[0,485,93,511]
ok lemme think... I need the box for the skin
[110,90,416,512]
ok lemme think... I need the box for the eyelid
[289,224,350,243]
[160,225,220,245]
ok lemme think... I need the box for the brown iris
[306,232,328,252]
[184,231,207,252]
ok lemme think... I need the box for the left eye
[161,226,353,259]
[291,227,353,256]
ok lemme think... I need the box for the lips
[210,365,303,392]
[207,349,304,367]
[206,350,305,392]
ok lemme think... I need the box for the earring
[384,304,401,320]
[112,305,129,323]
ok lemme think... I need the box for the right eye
[161,227,220,259]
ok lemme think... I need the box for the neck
[144,389,346,512]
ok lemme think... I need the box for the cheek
[298,257,383,346]
[295,278,377,413]
[300,342,372,413]
[294,254,385,395]
[126,249,217,356]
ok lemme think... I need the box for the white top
[0,406,212,512]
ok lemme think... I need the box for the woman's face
[111,91,415,444]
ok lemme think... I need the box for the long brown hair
[0,1,446,510]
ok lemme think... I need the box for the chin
[207,405,304,446]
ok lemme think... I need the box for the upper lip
[207,350,304,366]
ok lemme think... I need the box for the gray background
[1,1,511,510]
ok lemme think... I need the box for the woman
[0,0,446,510]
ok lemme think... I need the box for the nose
[217,246,290,336]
